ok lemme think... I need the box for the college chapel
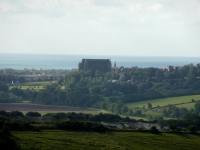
[78,59,112,73]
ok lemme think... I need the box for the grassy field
[24,81,56,86]
[12,130,200,150]
[125,95,200,109]
[103,96,119,102]
[9,85,44,90]
[175,103,195,109]
[9,81,66,90]
[9,81,57,90]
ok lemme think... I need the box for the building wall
[78,59,111,73]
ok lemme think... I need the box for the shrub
[188,125,198,133]
[9,111,24,117]
[150,126,159,134]
[26,112,41,117]
[1,126,10,135]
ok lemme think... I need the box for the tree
[150,126,159,134]
[188,125,198,133]
[128,109,133,116]
[10,88,25,98]
[0,82,9,92]
[1,126,11,135]
[109,97,118,103]
[26,112,41,117]
[57,77,64,85]
[169,125,177,132]
[121,106,128,114]
[194,102,200,114]
[147,103,152,109]
[0,91,9,100]
[135,110,142,116]
[10,111,24,117]
[95,70,103,78]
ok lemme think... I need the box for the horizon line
[0,52,200,58]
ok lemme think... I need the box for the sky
[0,0,200,57]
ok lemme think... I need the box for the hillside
[13,130,200,150]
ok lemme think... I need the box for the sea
[0,53,200,70]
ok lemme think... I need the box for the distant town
[0,58,191,85]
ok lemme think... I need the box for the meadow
[125,95,200,109]
[12,130,200,150]
[9,81,57,90]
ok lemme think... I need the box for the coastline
[0,53,199,70]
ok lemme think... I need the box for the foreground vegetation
[12,130,200,150]
[1,111,200,149]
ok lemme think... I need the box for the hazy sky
[0,0,200,57]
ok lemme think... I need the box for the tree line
[1,63,200,117]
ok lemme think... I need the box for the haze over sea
[0,53,199,70]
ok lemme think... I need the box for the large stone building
[78,59,111,73]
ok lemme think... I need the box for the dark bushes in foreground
[0,117,39,131]
[56,121,108,132]
[0,126,18,150]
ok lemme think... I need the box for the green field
[9,85,44,90]
[103,96,119,102]
[24,81,56,86]
[12,130,200,150]
[9,81,66,90]
[176,103,195,109]
[125,95,200,109]
[9,81,49,90]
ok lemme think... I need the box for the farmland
[125,95,200,109]
[13,130,200,150]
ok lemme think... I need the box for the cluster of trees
[161,102,200,118]
[43,112,133,123]
[0,116,37,132]
[0,82,22,103]
[160,113,200,129]
[56,121,108,132]
[0,74,26,84]
[0,110,41,119]
[65,64,200,102]
[1,63,200,117]
[27,84,104,107]
[162,105,188,118]
[62,64,200,115]
[0,110,133,123]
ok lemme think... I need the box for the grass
[175,103,195,109]
[142,110,162,116]
[9,85,44,90]
[9,81,66,90]
[22,101,31,103]
[125,95,200,109]
[12,130,200,150]
[103,96,120,102]
[60,85,65,90]
[24,81,56,86]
